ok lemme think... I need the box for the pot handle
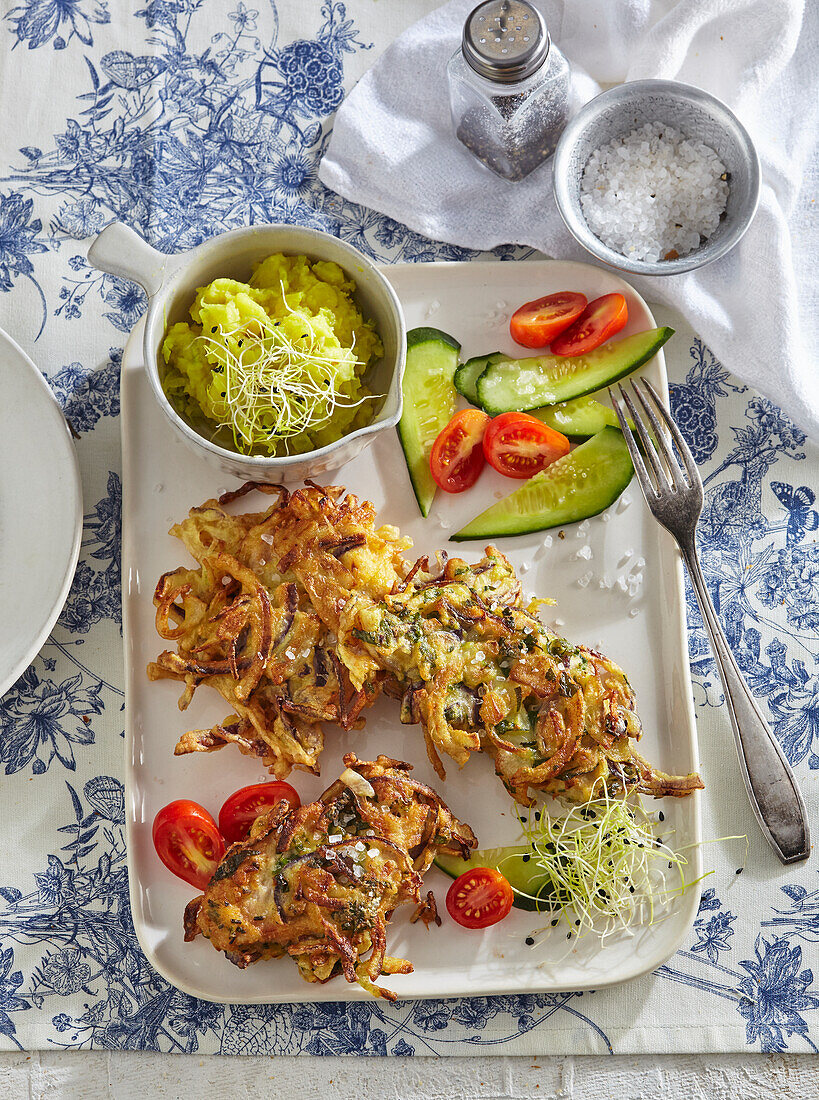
[87,221,171,298]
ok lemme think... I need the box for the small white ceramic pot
[88,222,406,482]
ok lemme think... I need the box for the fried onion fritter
[183,754,476,1000]
[334,546,703,805]
[148,482,410,777]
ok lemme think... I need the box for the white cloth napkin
[319,0,819,437]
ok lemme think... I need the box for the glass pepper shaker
[446,0,571,182]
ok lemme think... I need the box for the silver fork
[610,379,810,865]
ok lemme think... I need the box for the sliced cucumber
[398,327,460,517]
[454,352,503,406]
[435,846,555,912]
[476,327,674,415]
[530,394,623,441]
[452,426,633,541]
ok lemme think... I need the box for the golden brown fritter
[148,482,410,777]
[183,754,477,1000]
[329,547,702,805]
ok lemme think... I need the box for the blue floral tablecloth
[0,0,816,1057]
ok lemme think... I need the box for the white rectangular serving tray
[121,259,702,1004]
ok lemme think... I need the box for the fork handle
[680,542,810,865]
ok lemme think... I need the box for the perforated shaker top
[462,1,550,84]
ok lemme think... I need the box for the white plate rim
[0,327,83,698]
[121,259,702,1004]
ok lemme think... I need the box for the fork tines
[609,379,701,497]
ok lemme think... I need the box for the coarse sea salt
[577,571,593,589]
[580,122,729,263]
[575,544,593,561]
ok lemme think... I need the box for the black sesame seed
[211,326,217,333]
[550,918,559,927]
[574,919,580,926]
[535,812,541,822]
[522,854,530,863]
[525,936,535,946]
[238,340,243,347]
[629,885,635,894]
[658,811,665,822]
[736,867,743,875]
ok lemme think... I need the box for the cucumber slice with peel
[530,394,624,441]
[434,846,556,912]
[476,327,674,415]
[397,327,460,517]
[452,426,633,540]
[454,352,504,406]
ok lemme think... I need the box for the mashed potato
[161,253,383,456]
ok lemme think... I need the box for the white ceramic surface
[88,221,406,481]
[121,259,702,1004]
[0,328,82,698]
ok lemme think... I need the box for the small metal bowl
[553,79,760,277]
[88,222,405,482]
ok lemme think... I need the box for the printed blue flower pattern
[0,0,816,1056]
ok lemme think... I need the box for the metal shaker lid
[462,0,550,84]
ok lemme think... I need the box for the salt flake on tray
[577,571,593,589]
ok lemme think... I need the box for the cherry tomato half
[446,867,514,929]
[430,408,490,494]
[509,291,587,349]
[483,412,570,480]
[550,293,628,357]
[218,781,301,845]
[153,800,225,890]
